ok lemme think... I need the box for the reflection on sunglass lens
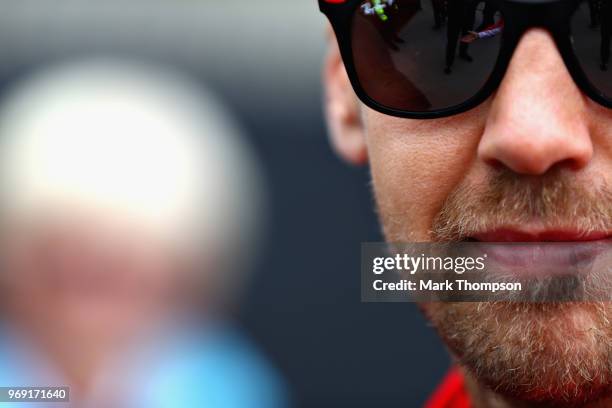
[571,0,612,98]
[352,0,502,112]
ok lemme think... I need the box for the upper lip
[469,228,612,242]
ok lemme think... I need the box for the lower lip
[469,231,612,278]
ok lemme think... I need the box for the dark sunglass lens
[351,0,502,113]
[571,1,612,98]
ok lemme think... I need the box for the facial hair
[378,168,612,406]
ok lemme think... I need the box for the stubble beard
[376,168,612,406]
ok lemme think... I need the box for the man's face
[325,28,611,406]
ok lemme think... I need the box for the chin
[420,301,612,407]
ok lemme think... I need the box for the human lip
[467,228,612,278]
[469,228,611,242]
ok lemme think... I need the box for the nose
[478,29,593,175]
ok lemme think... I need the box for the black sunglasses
[320,0,612,119]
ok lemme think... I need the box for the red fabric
[424,368,472,408]
[483,18,505,32]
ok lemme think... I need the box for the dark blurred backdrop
[0,1,450,406]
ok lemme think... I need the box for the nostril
[478,125,594,176]
[551,158,589,173]
[482,157,505,171]
[482,152,589,176]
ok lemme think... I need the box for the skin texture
[325,27,611,407]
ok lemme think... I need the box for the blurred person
[589,0,602,29]
[321,0,611,407]
[430,0,447,30]
[444,0,478,74]
[601,0,612,71]
[475,1,497,31]
[0,58,287,408]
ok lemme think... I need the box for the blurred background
[0,1,450,407]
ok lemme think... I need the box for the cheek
[364,109,484,240]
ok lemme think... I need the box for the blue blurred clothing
[0,321,288,408]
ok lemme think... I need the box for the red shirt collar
[424,367,472,408]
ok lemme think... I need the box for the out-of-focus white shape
[0,57,264,291]
[0,0,326,118]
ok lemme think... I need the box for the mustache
[431,168,612,242]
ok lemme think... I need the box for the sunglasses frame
[320,0,612,119]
